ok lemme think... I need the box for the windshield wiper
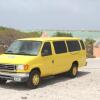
[6,50,13,53]
[5,51,37,56]
[18,52,37,56]
[16,51,33,55]
[5,51,15,54]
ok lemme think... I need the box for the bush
[53,32,73,37]
[85,38,96,58]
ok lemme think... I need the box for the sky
[0,0,100,31]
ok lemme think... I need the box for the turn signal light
[24,64,29,70]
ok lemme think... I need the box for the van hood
[0,54,37,64]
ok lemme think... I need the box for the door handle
[52,60,54,64]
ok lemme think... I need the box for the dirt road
[0,58,100,100]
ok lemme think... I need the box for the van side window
[67,41,81,52]
[53,41,67,54]
[42,42,52,55]
[80,40,85,50]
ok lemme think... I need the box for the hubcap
[32,74,40,86]
[73,67,77,76]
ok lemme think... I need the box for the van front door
[41,42,54,76]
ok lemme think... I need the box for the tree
[53,32,73,37]
[33,32,42,37]
[85,38,96,58]
[28,31,42,37]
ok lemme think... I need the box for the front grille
[0,64,16,71]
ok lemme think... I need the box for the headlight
[17,65,24,70]
[16,64,29,70]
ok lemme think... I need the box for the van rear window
[53,41,67,54]
[80,40,85,50]
[67,41,81,52]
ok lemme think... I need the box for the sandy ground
[0,58,100,100]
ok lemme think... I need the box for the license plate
[14,77,21,82]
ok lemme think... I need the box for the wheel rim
[32,74,40,86]
[73,67,77,76]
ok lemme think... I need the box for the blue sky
[0,0,100,31]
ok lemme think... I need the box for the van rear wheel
[27,70,40,89]
[69,64,78,78]
[0,78,7,84]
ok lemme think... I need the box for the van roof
[18,37,80,41]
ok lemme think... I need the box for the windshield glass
[5,40,42,56]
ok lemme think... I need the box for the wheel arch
[72,61,79,67]
[30,67,41,75]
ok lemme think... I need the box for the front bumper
[0,72,29,82]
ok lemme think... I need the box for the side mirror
[41,50,49,56]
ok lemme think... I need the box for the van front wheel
[27,70,40,89]
[69,64,78,78]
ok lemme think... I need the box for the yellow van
[0,37,86,88]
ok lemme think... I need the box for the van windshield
[5,40,42,56]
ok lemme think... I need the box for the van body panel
[0,37,86,81]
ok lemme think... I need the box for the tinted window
[80,40,85,50]
[67,40,81,52]
[42,42,52,55]
[53,41,67,54]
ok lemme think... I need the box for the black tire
[0,78,7,84]
[68,63,78,78]
[27,70,41,89]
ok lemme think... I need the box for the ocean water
[47,31,100,41]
